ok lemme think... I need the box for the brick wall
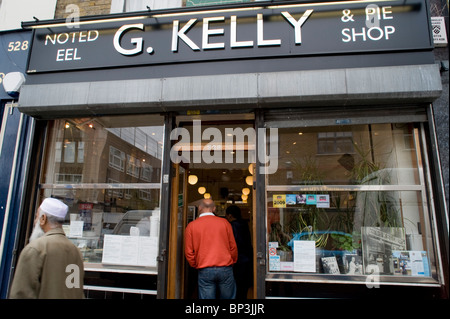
[55,0,112,19]
[54,0,255,19]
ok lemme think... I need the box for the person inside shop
[184,198,238,299]
[225,205,253,299]
[9,197,85,299]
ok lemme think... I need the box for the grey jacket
[9,228,85,299]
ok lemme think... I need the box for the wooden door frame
[167,164,188,299]
[163,113,265,299]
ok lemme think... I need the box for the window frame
[38,116,164,275]
[263,119,442,287]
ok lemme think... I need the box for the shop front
[0,29,33,298]
[10,0,448,299]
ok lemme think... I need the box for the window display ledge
[265,273,441,287]
[84,263,157,275]
[84,285,157,296]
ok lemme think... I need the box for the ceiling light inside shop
[248,163,254,175]
[188,175,198,185]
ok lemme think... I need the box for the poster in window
[296,194,306,204]
[293,240,316,272]
[361,227,406,275]
[306,195,317,205]
[273,195,286,208]
[316,194,330,208]
[392,251,430,276]
[102,234,158,267]
[321,256,340,274]
[286,194,297,205]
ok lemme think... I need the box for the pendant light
[188,174,198,185]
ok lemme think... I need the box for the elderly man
[184,198,238,299]
[9,198,85,299]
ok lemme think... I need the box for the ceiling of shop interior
[187,167,253,203]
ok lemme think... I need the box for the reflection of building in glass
[44,119,163,211]
[272,123,420,188]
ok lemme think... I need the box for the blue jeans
[197,266,236,299]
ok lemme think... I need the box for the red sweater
[185,214,238,269]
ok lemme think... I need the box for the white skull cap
[40,198,68,219]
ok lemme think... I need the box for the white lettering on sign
[341,26,395,42]
[168,11,314,53]
[230,15,253,48]
[45,30,99,45]
[56,48,81,61]
[203,16,225,50]
[341,4,395,43]
[281,10,314,44]
[365,5,393,28]
[257,13,281,46]
[172,18,200,51]
[113,24,145,55]
[37,4,405,64]
[44,30,98,62]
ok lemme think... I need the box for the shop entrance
[167,115,257,299]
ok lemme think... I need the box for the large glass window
[265,119,440,285]
[38,115,164,273]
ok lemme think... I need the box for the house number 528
[8,41,29,52]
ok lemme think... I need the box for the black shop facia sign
[27,0,432,73]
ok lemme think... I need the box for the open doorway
[167,116,256,299]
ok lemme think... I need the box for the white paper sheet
[102,234,158,267]
[293,240,316,272]
[69,221,84,238]
[137,237,158,267]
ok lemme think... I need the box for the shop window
[109,146,125,172]
[64,141,76,163]
[39,115,164,274]
[55,141,85,164]
[141,162,153,181]
[265,120,439,285]
[126,155,141,178]
[107,178,124,198]
[55,173,82,184]
[55,142,62,162]
[317,131,354,154]
[77,142,85,163]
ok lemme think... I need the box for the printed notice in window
[102,235,158,267]
[293,240,316,272]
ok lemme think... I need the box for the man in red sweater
[185,198,238,299]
